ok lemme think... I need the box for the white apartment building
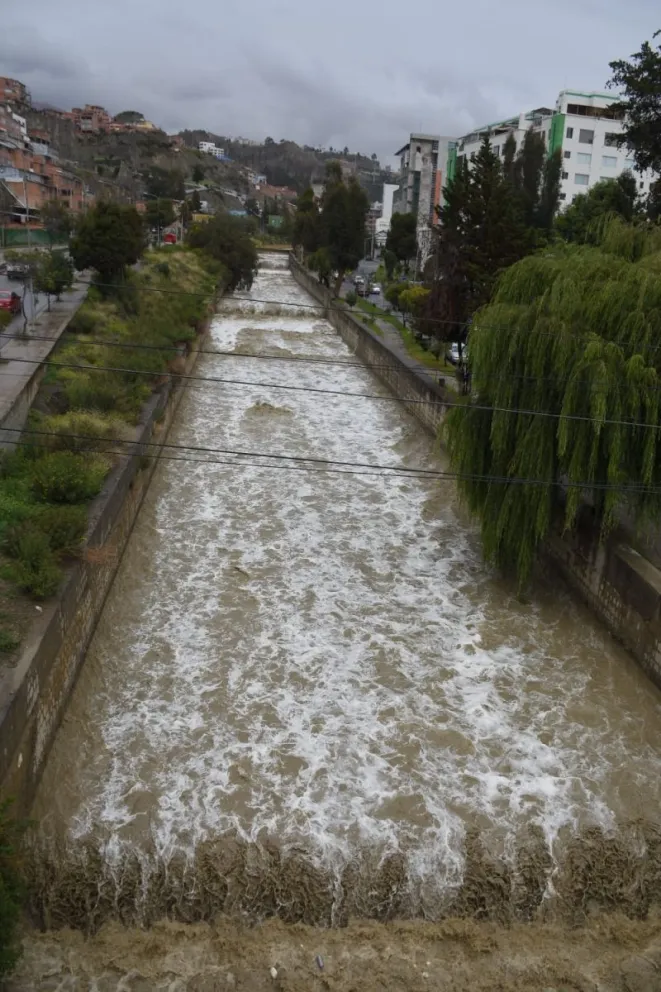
[198,141,225,159]
[381,182,399,225]
[447,90,656,208]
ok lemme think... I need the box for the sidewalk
[0,278,88,436]
[339,284,459,393]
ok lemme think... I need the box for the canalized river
[28,253,661,929]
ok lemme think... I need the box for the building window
[470,151,475,161]
[562,171,569,180]
[577,152,592,165]
[575,173,589,185]
[579,129,594,144]
[564,150,571,159]
[602,155,617,168]
[493,145,500,156]
[566,127,574,139]
[604,132,619,147]
[640,181,645,189]
[624,158,635,170]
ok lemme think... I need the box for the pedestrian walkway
[340,285,459,393]
[0,278,88,440]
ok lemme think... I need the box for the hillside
[178,130,392,198]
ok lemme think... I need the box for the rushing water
[31,253,661,913]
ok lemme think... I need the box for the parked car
[446,342,469,365]
[0,290,22,315]
[371,283,382,295]
[6,263,29,280]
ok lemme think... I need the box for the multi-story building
[72,105,112,133]
[447,90,657,208]
[0,77,30,108]
[199,141,225,158]
[392,134,456,227]
[381,183,399,226]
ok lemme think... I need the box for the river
[26,253,661,928]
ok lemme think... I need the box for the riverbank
[0,248,222,811]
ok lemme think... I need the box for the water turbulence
[28,252,661,929]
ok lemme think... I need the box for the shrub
[345,290,357,306]
[36,412,121,453]
[62,373,123,413]
[5,527,61,598]
[31,452,108,504]
[0,629,18,654]
[0,800,25,978]
[36,505,88,553]
[67,309,98,335]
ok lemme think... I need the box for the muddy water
[29,254,661,921]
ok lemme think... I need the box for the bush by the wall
[4,528,61,599]
[31,452,108,504]
[35,505,88,554]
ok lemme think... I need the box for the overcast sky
[2,0,658,161]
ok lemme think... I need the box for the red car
[0,290,21,315]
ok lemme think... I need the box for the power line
[0,331,444,381]
[5,328,661,398]
[4,351,661,432]
[7,435,661,495]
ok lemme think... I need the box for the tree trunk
[333,270,344,298]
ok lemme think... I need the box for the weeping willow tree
[445,216,661,584]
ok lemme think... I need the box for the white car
[371,283,382,295]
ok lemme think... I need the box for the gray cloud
[2,0,659,157]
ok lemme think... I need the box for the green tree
[382,248,398,281]
[114,110,144,124]
[502,132,517,183]
[385,213,418,272]
[191,163,206,183]
[399,285,429,327]
[187,212,258,290]
[70,202,146,284]
[319,162,369,295]
[513,128,546,226]
[385,280,410,311]
[445,216,661,586]
[144,166,185,200]
[608,30,661,174]
[190,190,202,213]
[145,198,176,231]
[308,247,332,287]
[422,139,530,350]
[34,252,74,308]
[537,148,563,231]
[345,289,357,306]
[555,172,640,243]
[39,200,72,245]
[292,187,321,255]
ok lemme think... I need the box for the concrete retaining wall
[290,256,661,690]
[289,256,448,434]
[0,319,213,810]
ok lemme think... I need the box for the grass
[353,297,455,375]
[0,247,221,629]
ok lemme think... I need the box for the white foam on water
[36,258,661,900]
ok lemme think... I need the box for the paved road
[0,277,88,439]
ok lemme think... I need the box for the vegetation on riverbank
[446,217,661,584]
[0,228,228,658]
